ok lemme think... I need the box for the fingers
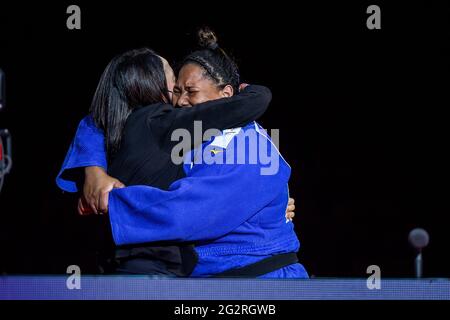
[78,198,84,216]
[113,180,125,189]
[78,197,94,216]
[84,187,99,214]
[98,191,109,214]
[285,197,296,221]
[83,175,124,215]
[88,198,99,215]
[88,189,104,215]
[239,83,249,92]
[286,197,296,222]
[285,212,295,223]
[97,179,124,214]
[96,192,105,215]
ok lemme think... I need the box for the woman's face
[172,63,233,107]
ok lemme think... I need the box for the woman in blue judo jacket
[57,28,308,278]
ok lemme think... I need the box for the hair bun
[198,27,219,50]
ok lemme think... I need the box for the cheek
[205,88,224,101]
[189,93,210,105]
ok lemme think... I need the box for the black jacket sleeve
[166,84,271,149]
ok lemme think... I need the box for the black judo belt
[212,253,298,278]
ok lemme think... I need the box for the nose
[177,94,191,107]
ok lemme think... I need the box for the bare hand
[78,196,93,216]
[285,197,295,221]
[81,166,125,215]
[239,83,250,92]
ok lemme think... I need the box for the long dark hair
[90,48,170,160]
[181,27,240,93]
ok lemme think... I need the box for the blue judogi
[56,116,107,193]
[56,117,308,278]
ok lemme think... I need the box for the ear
[220,84,234,98]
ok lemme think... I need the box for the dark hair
[90,48,170,160]
[182,27,240,93]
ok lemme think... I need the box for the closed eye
[173,87,182,96]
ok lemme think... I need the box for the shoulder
[126,103,174,128]
[131,103,173,119]
[207,122,259,150]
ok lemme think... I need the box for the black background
[0,1,449,277]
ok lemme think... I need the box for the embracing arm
[108,162,290,245]
[167,85,271,149]
[55,85,271,204]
